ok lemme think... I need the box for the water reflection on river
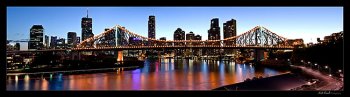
[7,58,287,90]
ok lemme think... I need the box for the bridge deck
[7,45,293,53]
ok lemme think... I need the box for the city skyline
[7,7,343,50]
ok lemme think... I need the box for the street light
[307,61,312,68]
[338,69,343,79]
[324,66,331,76]
[329,68,332,76]
[315,63,319,71]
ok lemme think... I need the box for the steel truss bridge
[75,25,293,50]
[7,25,295,53]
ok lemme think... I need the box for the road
[292,65,343,90]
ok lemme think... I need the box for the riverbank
[255,59,291,70]
[213,72,308,90]
[7,61,144,74]
[213,65,343,91]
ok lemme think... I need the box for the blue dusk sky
[7,7,343,50]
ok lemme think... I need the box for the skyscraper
[50,36,57,49]
[159,37,168,53]
[56,38,66,49]
[194,34,202,56]
[195,35,202,40]
[174,28,185,46]
[29,25,44,50]
[185,31,195,57]
[207,18,221,55]
[186,31,195,40]
[223,19,237,45]
[174,28,185,56]
[67,32,77,48]
[194,34,202,45]
[81,9,93,41]
[45,35,49,48]
[208,18,220,41]
[223,19,237,55]
[186,31,195,45]
[148,15,155,46]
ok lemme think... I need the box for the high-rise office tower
[67,32,77,48]
[148,15,156,46]
[50,36,57,49]
[223,19,237,55]
[208,18,220,41]
[186,31,195,46]
[174,28,185,46]
[207,18,221,55]
[29,25,44,50]
[45,35,49,48]
[81,9,93,41]
[56,38,66,49]
[173,28,186,56]
[223,19,237,45]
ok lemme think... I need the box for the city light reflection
[24,75,30,90]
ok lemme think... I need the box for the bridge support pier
[117,50,123,61]
[254,49,266,62]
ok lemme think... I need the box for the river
[6,58,288,90]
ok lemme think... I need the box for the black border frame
[2,0,346,97]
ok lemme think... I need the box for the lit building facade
[81,10,93,42]
[223,19,237,55]
[50,36,57,49]
[174,28,185,56]
[29,25,44,50]
[208,18,220,41]
[67,32,77,48]
[174,28,185,46]
[186,31,195,45]
[45,35,49,48]
[148,15,156,46]
[56,38,65,49]
[207,18,221,55]
[223,19,236,45]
